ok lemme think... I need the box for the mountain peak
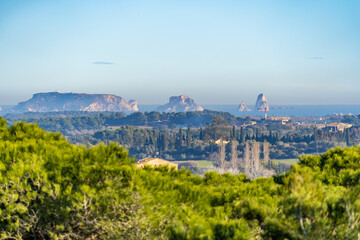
[255,93,269,111]
[238,101,251,112]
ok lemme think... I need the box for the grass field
[195,160,213,168]
[177,160,213,168]
[272,159,299,164]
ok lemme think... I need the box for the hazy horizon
[1,91,360,107]
[1,0,360,105]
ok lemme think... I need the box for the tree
[211,138,227,169]
[346,128,351,146]
[219,138,226,168]
[243,141,251,170]
[240,127,245,143]
[242,141,274,179]
[186,127,191,149]
[230,140,238,169]
[177,128,183,150]
[263,140,270,166]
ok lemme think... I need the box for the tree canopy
[1,117,360,239]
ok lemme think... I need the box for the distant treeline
[5,110,259,135]
[68,118,358,161]
[6,110,360,136]
[4,111,359,162]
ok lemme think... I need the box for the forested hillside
[1,118,360,239]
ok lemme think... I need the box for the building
[321,123,352,132]
[264,117,291,125]
[215,139,230,145]
[136,157,178,169]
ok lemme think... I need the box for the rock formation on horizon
[11,92,138,113]
[255,93,269,111]
[237,101,251,112]
[157,94,204,112]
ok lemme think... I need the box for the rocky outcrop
[255,93,269,111]
[157,94,203,112]
[237,101,251,112]
[12,92,138,113]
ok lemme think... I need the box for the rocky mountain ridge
[255,93,269,111]
[157,94,203,112]
[12,92,138,113]
[237,101,251,112]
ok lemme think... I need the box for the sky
[0,0,360,105]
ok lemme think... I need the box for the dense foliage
[1,118,360,239]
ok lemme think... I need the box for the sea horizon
[138,104,360,117]
[1,104,359,117]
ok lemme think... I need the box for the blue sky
[1,0,359,105]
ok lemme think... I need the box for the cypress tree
[179,128,183,146]
[346,128,351,146]
[187,127,191,148]
[240,127,245,143]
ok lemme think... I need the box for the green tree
[186,127,191,149]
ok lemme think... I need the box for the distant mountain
[157,94,203,112]
[11,92,138,113]
[0,105,16,115]
[237,101,251,112]
[255,93,269,111]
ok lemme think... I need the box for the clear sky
[1,0,359,105]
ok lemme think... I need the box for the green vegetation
[5,110,241,134]
[195,160,214,168]
[177,160,213,168]
[1,118,360,239]
[341,114,360,125]
[5,112,359,164]
[272,159,299,164]
[70,123,357,162]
